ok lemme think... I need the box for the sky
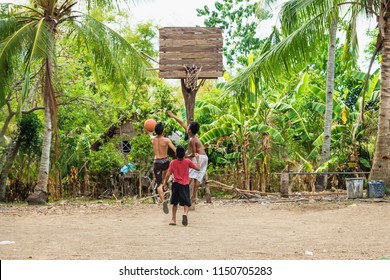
[130,0,218,27]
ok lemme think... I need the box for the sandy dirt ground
[1,196,390,260]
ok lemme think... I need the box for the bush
[88,142,124,175]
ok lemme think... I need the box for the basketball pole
[180,78,205,124]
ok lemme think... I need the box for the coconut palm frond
[26,19,53,64]
[340,6,359,68]
[0,21,36,106]
[0,5,20,39]
[280,0,322,34]
[68,13,151,92]
[18,19,54,113]
[226,14,327,93]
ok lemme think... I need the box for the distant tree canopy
[197,0,267,67]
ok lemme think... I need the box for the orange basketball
[144,118,157,132]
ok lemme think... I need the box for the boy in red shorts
[161,145,199,226]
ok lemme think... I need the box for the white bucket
[345,178,364,199]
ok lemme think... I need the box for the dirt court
[1,196,390,260]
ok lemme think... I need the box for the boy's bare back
[152,136,175,159]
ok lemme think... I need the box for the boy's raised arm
[167,138,176,153]
[167,111,188,131]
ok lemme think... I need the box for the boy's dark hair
[154,122,164,135]
[188,122,200,135]
[176,145,185,159]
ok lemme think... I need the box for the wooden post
[203,174,212,203]
[181,79,197,124]
[280,173,291,198]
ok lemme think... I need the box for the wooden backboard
[159,27,223,79]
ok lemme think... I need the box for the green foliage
[128,133,153,171]
[197,0,263,67]
[150,81,177,117]
[88,141,124,175]
[124,22,159,58]
[18,113,43,156]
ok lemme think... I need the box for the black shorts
[153,159,169,185]
[170,182,191,207]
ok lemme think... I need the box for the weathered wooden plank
[160,39,223,48]
[160,33,223,40]
[160,57,223,65]
[159,70,223,79]
[158,64,223,72]
[160,52,222,60]
[159,68,223,75]
[160,56,223,61]
[159,27,222,34]
[159,45,222,52]
[159,66,223,73]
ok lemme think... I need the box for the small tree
[128,133,153,197]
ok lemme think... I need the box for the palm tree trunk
[27,59,54,205]
[370,9,390,186]
[26,99,51,204]
[316,19,337,191]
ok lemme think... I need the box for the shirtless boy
[167,112,209,205]
[149,122,176,214]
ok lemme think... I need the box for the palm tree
[227,0,376,188]
[369,1,390,185]
[0,0,149,204]
[275,0,390,186]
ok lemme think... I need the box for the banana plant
[200,85,285,191]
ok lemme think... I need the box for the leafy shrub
[128,133,153,172]
[88,142,124,175]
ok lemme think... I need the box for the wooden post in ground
[280,173,291,198]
